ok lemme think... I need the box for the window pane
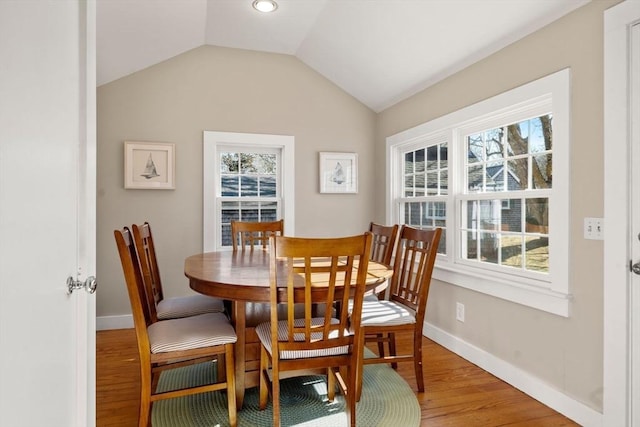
[485,128,504,160]
[404,175,414,197]
[240,176,258,196]
[415,149,425,173]
[501,234,523,268]
[440,143,448,168]
[424,201,446,225]
[464,230,478,260]
[479,200,499,231]
[485,161,504,192]
[467,133,483,163]
[259,176,276,197]
[467,164,483,192]
[465,200,478,230]
[220,152,239,173]
[479,232,498,264]
[525,198,549,233]
[240,153,257,173]
[507,122,528,156]
[533,153,552,189]
[221,223,232,247]
[254,153,276,174]
[239,202,259,222]
[501,199,521,232]
[530,115,552,152]
[426,146,438,171]
[221,202,240,223]
[221,176,239,196]
[440,170,448,195]
[260,202,278,221]
[415,173,425,196]
[426,172,437,195]
[507,158,528,190]
[525,236,549,272]
[404,152,414,174]
[404,202,423,227]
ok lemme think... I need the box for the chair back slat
[132,223,163,319]
[231,219,284,251]
[389,226,442,322]
[269,233,372,355]
[369,222,398,266]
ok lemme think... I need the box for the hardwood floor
[97,328,579,426]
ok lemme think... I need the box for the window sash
[203,132,295,252]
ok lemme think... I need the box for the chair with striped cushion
[355,225,441,399]
[231,219,284,251]
[115,227,237,427]
[132,222,225,320]
[255,233,372,427]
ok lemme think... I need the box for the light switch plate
[584,217,604,240]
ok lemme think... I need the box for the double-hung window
[203,131,294,251]
[387,69,570,316]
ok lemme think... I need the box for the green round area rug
[152,359,420,427]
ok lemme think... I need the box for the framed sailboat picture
[319,152,358,193]
[124,141,175,189]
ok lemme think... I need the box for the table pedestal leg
[232,300,246,409]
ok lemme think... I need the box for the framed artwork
[319,152,358,193]
[124,141,175,189]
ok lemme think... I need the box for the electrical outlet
[584,217,604,240]
[456,302,465,322]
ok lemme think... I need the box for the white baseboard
[423,322,602,427]
[97,314,133,331]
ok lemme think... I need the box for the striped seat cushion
[255,317,350,360]
[351,300,416,326]
[148,312,237,354]
[156,294,225,320]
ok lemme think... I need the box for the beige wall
[376,0,621,412]
[97,46,376,318]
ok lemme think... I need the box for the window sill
[433,263,571,317]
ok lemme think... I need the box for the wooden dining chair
[369,222,399,266]
[231,219,284,251]
[115,227,238,427]
[132,222,225,320]
[356,225,441,399]
[255,233,372,427]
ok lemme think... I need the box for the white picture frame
[124,141,175,190]
[319,151,358,193]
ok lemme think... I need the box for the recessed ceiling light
[252,0,278,13]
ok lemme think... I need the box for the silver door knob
[632,262,640,275]
[67,276,97,294]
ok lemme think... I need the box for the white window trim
[203,131,295,251]
[386,69,570,317]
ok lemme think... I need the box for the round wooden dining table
[184,249,393,408]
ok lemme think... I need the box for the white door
[632,21,640,426]
[604,1,640,426]
[0,1,96,426]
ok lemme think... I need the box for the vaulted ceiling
[97,0,589,112]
